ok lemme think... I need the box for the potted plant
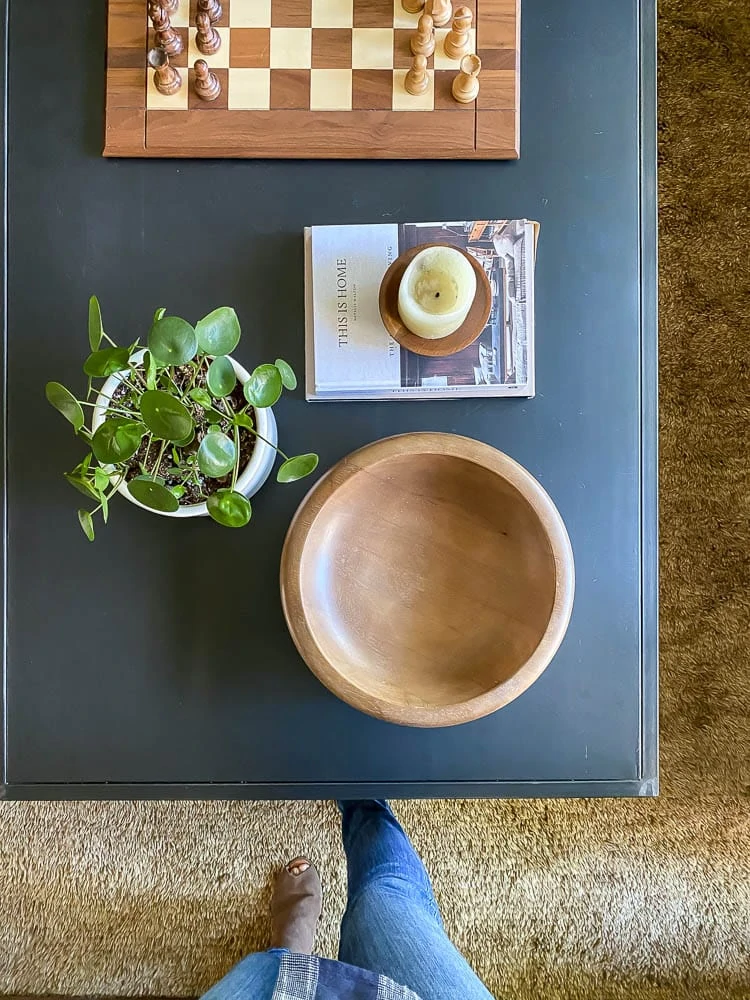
[45,298,318,540]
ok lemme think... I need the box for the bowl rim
[280,432,575,729]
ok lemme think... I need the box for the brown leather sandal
[270,857,322,955]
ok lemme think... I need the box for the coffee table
[0,0,657,799]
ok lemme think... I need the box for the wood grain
[378,243,492,357]
[103,0,521,158]
[280,433,575,728]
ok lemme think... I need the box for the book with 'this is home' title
[304,220,538,401]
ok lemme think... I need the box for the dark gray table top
[0,0,658,799]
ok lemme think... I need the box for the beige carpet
[1,1,749,997]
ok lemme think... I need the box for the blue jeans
[202,800,494,1000]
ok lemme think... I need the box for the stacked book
[304,219,538,401]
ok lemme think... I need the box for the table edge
[0,0,659,800]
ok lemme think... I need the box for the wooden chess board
[105,0,520,158]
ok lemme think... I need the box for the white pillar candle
[397,246,477,339]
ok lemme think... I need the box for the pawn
[452,52,481,103]
[401,0,425,12]
[196,10,221,55]
[411,13,435,57]
[405,53,429,96]
[197,0,223,23]
[426,0,452,28]
[148,46,181,96]
[151,7,183,58]
[444,5,473,60]
[193,59,221,102]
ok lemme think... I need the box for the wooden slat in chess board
[105,0,520,159]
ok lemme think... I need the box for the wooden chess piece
[443,5,472,60]
[401,0,425,12]
[161,0,179,13]
[452,52,481,103]
[405,54,430,96]
[196,10,221,55]
[193,59,221,101]
[197,0,223,24]
[411,13,435,58]
[150,6,183,58]
[426,0,452,28]
[148,46,182,96]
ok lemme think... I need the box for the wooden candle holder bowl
[378,244,493,358]
[281,433,575,728]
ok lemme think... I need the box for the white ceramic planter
[91,351,278,518]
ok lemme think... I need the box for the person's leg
[200,951,281,1000]
[338,800,494,1000]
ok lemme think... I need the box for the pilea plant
[46,297,318,539]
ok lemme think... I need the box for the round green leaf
[197,430,236,478]
[91,418,146,464]
[205,408,224,424]
[170,485,186,500]
[276,453,319,484]
[207,356,237,398]
[83,347,131,377]
[128,476,180,512]
[78,509,95,541]
[274,358,297,391]
[65,473,99,501]
[189,387,213,409]
[206,489,251,528]
[195,307,241,356]
[88,296,103,352]
[46,381,84,432]
[148,315,198,366]
[139,390,194,441]
[244,364,282,408]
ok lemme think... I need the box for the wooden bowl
[280,433,575,728]
[378,244,493,358]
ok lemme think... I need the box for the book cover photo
[304,220,537,402]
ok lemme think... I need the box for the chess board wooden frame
[105,0,520,159]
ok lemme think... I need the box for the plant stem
[246,426,288,461]
[231,425,241,491]
[79,400,137,419]
[101,332,118,348]
[151,439,168,480]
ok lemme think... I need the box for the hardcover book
[304,220,538,401]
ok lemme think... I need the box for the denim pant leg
[337,801,494,1000]
[200,950,281,1000]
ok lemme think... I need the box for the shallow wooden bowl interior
[281,433,575,728]
[378,244,493,358]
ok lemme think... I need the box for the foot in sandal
[270,857,322,954]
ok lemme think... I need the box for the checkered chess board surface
[105,0,520,158]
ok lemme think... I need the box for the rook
[148,47,181,96]
[452,53,481,103]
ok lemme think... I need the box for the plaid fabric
[271,952,421,1000]
[272,953,319,999]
